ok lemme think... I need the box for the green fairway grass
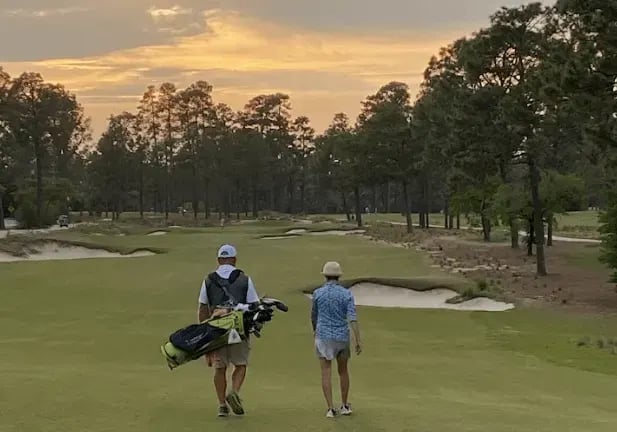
[1,225,617,431]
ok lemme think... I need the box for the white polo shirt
[198,264,259,305]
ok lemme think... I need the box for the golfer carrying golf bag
[198,244,260,417]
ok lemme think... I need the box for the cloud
[1,9,467,136]
[0,2,209,61]
[146,6,203,35]
[147,5,192,19]
[2,7,88,18]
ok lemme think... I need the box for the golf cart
[58,215,70,228]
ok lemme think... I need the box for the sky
[0,0,551,138]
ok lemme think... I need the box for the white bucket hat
[322,261,343,277]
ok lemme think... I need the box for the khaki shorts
[212,339,250,369]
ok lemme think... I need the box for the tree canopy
[1,0,616,278]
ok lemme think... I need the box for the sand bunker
[261,235,299,240]
[307,282,514,312]
[0,243,155,263]
[308,229,366,236]
[282,228,366,236]
[286,229,308,235]
[147,231,167,236]
[263,229,366,240]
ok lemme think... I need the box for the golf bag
[160,297,288,370]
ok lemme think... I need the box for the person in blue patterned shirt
[311,261,362,418]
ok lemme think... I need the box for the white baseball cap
[217,244,237,258]
[322,261,342,277]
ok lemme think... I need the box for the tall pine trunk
[481,213,491,242]
[342,191,351,221]
[419,179,426,228]
[354,186,363,228]
[444,199,449,229]
[371,186,377,212]
[402,179,412,233]
[269,184,276,211]
[509,217,519,249]
[236,182,241,220]
[300,170,306,215]
[0,189,5,230]
[244,189,249,217]
[425,179,431,228]
[252,185,258,218]
[480,200,491,242]
[287,173,295,214]
[139,162,144,219]
[34,140,44,227]
[165,150,171,220]
[529,160,547,275]
[203,178,210,219]
[192,161,199,220]
[385,182,391,213]
[527,218,534,257]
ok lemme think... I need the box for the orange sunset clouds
[0,1,547,137]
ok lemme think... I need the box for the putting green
[1,224,617,432]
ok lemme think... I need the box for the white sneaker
[326,408,337,418]
[340,404,353,415]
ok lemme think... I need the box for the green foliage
[599,192,617,283]
[0,69,90,227]
[493,181,530,223]
[541,171,586,214]
[13,178,73,228]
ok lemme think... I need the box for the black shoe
[226,391,245,415]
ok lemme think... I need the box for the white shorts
[315,338,350,361]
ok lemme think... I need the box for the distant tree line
[1,0,616,278]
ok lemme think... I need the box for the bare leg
[214,367,227,405]
[231,365,247,393]
[320,358,334,409]
[337,356,350,406]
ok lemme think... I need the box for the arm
[198,303,211,322]
[347,292,362,352]
[311,293,318,334]
[197,280,211,322]
[246,277,260,308]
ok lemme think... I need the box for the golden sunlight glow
[2,9,469,135]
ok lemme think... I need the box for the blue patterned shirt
[311,281,358,342]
